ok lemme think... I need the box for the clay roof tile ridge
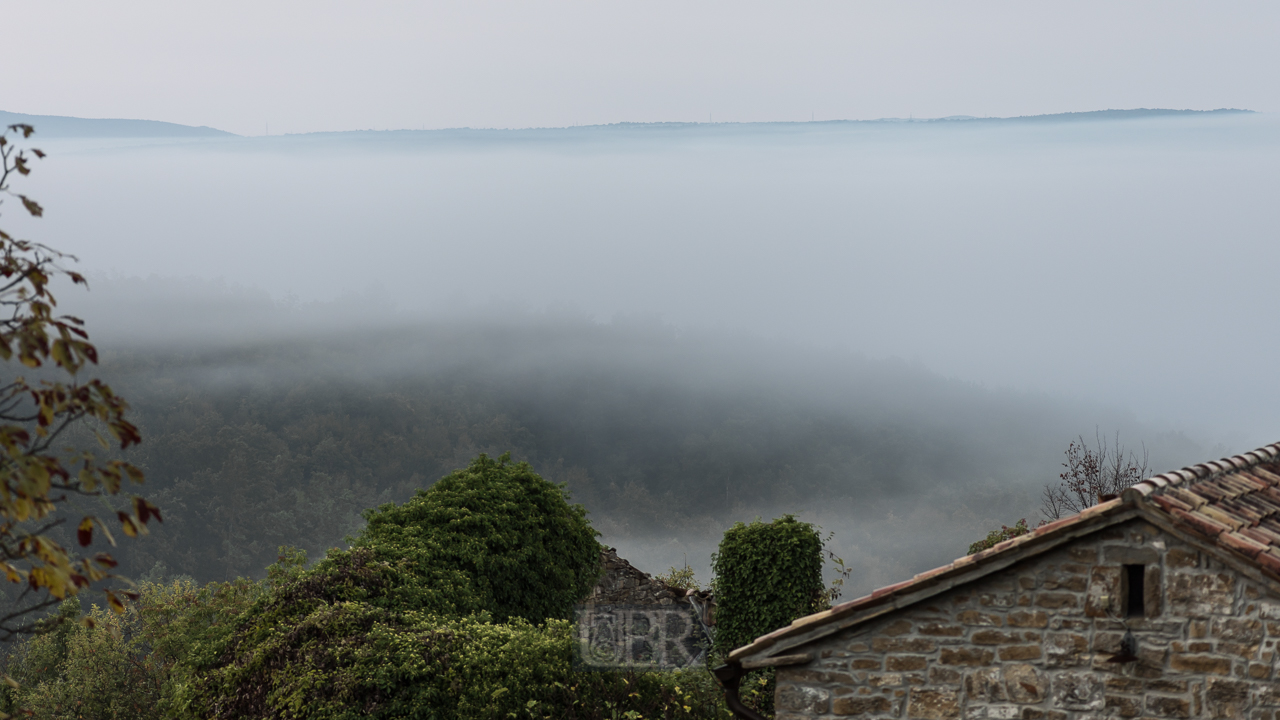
[1136,442,1280,501]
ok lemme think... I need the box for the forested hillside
[54,317,1210,595]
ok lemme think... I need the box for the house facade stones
[724,443,1280,720]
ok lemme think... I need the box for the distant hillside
[0,107,1250,141]
[0,110,234,138]
[948,108,1253,124]
[279,107,1256,146]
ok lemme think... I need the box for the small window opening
[1124,564,1146,617]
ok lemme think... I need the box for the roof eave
[728,499,1138,665]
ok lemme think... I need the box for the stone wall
[775,520,1280,720]
[585,547,684,606]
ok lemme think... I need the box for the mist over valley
[8,108,1274,595]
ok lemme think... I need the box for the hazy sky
[7,2,1279,135]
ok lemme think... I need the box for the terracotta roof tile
[1235,472,1269,490]
[1171,507,1231,536]
[1253,467,1280,483]
[1258,518,1280,538]
[1151,494,1191,513]
[1238,526,1279,547]
[913,565,952,583]
[1218,531,1268,558]
[1165,488,1206,508]
[1193,483,1230,502]
[871,579,914,599]
[1199,504,1246,530]
[1256,550,1280,576]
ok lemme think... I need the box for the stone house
[720,441,1280,720]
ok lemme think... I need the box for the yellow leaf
[79,467,99,492]
[77,516,94,546]
[0,563,26,583]
[117,512,139,538]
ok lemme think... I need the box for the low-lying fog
[6,111,1277,594]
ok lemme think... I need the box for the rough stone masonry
[584,547,684,606]
[773,520,1280,720]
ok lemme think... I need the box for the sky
[5,2,1279,135]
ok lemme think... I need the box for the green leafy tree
[0,124,155,641]
[2,462,734,719]
[0,598,164,719]
[1,576,269,720]
[355,452,601,622]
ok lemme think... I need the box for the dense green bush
[356,452,601,622]
[178,455,668,718]
[711,514,825,657]
[3,562,733,720]
[193,607,729,720]
[711,514,825,716]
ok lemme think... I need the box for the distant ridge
[943,108,1253,124]
[0,107,1253,141]
[0,110,234,138]
[569,108,1254,130]
[306,107,1255,137]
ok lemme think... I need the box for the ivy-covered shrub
[2,581,733,720]
[185,454,614,718]
[194,608,729,720]
[356,452,602,622]
[710,515,825,715]
[711,514,824,657]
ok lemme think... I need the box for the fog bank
[11,112,1273,447]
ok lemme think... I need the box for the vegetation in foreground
[0,121,158,641]
[3,455,806,719]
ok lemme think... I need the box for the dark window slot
[1124,564,1145,617]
